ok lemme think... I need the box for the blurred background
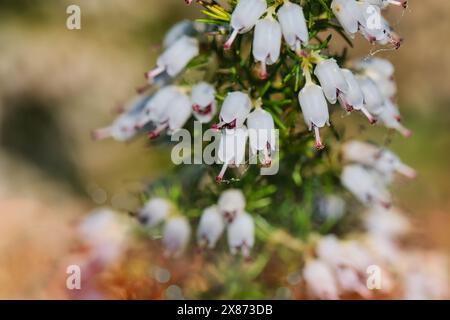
[0,0,448,299]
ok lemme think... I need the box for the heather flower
[252,9,282,79]
[341,164,391,208]
[216,127,248,183]
[79,209,129,264]
[340,69,376,123]
[314,58,349,104]
[277,0,309,55]
[224,0,267,49]
[303,259,339,300]
[331,0,364,35]
[197,205,225,249]
[137,198,171,228]
[145,36,199,80]
[162,216,191,257]
[356,75,385,116]
[364,206,410,240]
[342,140,416,180]
[191,82,217,123]
[218,189,246,223]
[214,91,251,130]
[246,105,276,166]
[298,74,330,149]
[163,20,196,48]
[227,212,254,258]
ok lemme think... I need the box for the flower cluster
[85,0,449,299]
[331,0,407,48]
[303,205,448,300]
[341,140,415,208]
[136,189,255,258]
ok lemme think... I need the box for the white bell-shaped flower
[214,91,251,129]
[216,127,248,183]
[163,20,195,48]
[93,95,152,141]
[252,13,282,79]
[298,82,330,149]
[315,237,371,297]
[341,164,391,208]
[364,206,410,240]
[79,209,129,264]
[331,0,365,35]
[340,69,376,123]
[227,212,254,258]
[357,58,396,99]
[197,205,225,249]
[314,58,349,104]
[278,0,309,55]
[162,216,191,257]
[92,112,139,142]
[316,235,348,267]
[137,198,171,228]
[145,36,199,80]
[148,90,192,139]
[359,7,402,48]
[377,102,411,137]
[247,107,276,166]
[303,259,339,300]
[135,86,180,129]
[356,75,385,116]
[356,57,394,79]
[191,82,217,123]
[218,189,246,223]
[342,140,416,180]
[224,0,267,49]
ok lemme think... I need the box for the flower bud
[145,36,199,80]
[191,82,217,123]
[314,58,349,104]
[218,189,246,223]
[247,108,276,166]
[224,0,267,49]
[303,259,339,300]
[197,205,225,249]
[227,212,254,258]
[298,83,330,149]
[163,216,191,257]
[215,91,251,129]
[137,198,171,227]
[278,1,309,54]
[252,16,282,79]
[341,164,391,208]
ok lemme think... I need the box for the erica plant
[86,0,448,299]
